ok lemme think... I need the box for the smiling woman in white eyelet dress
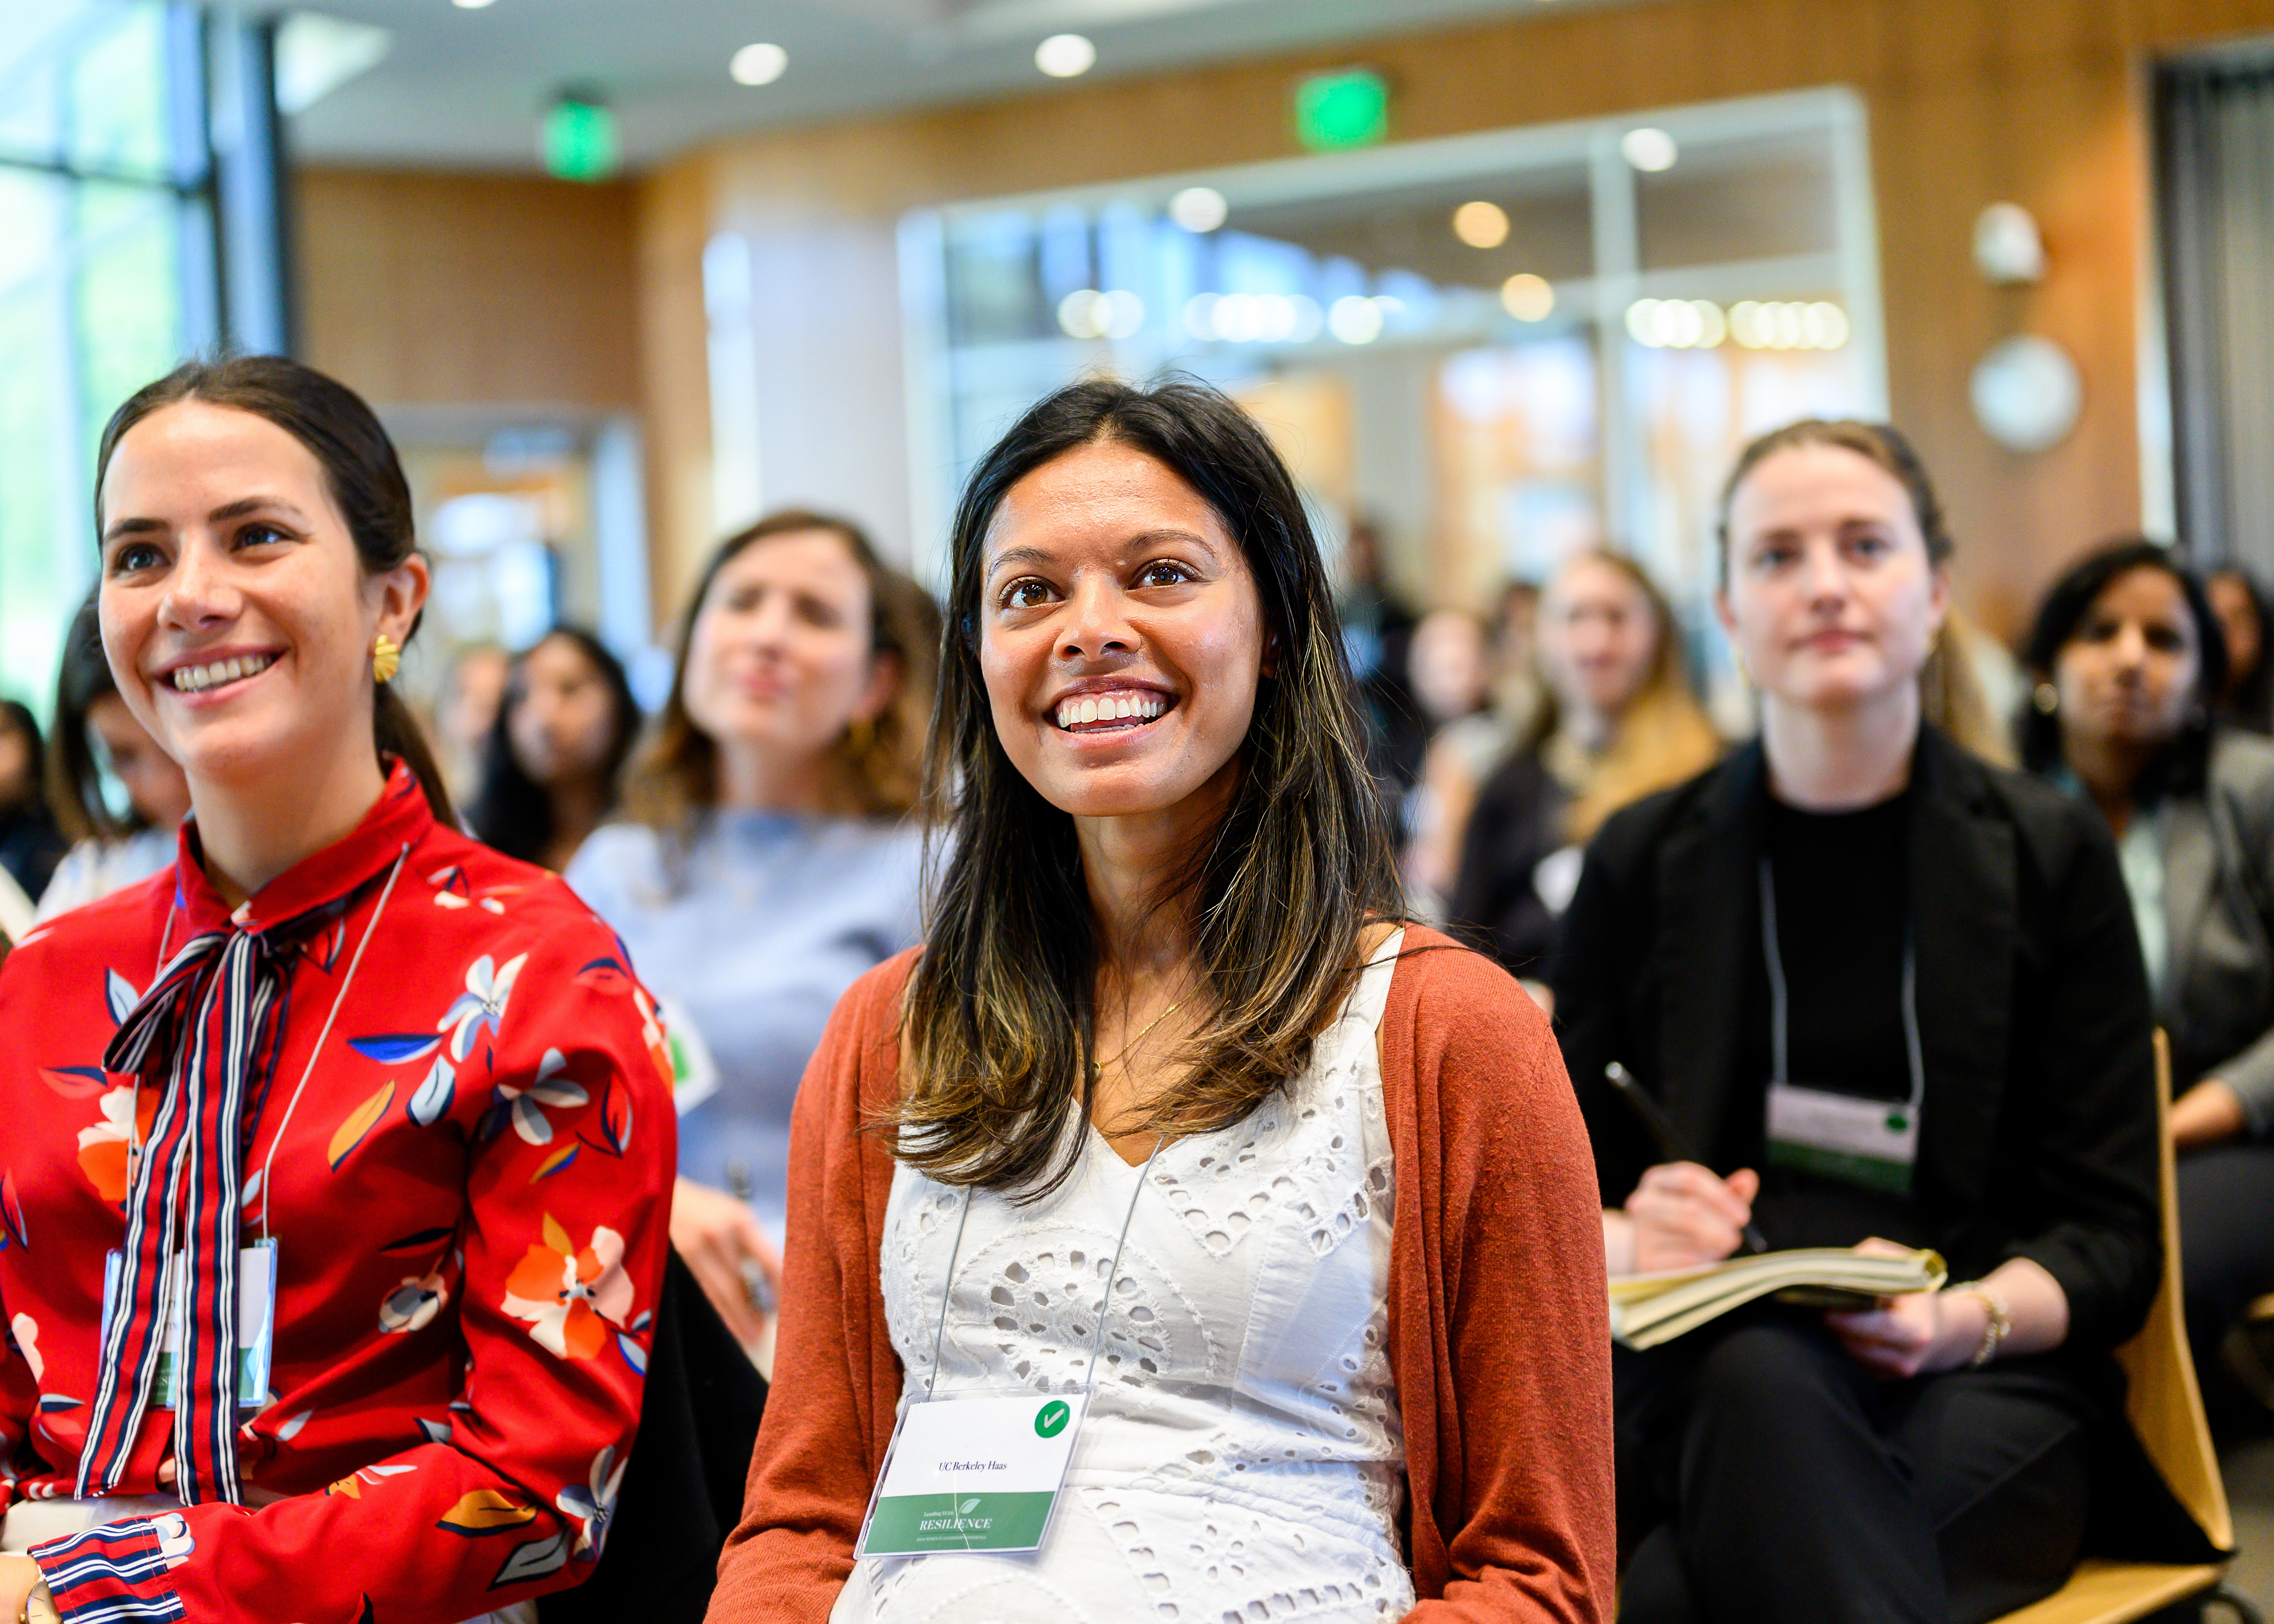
[706,379,1616,1624]
[840,933,1408,1623]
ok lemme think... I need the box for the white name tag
[101,1242,278,1409]
[1766,1082,1918,1195]
[856,1392,1087,1558]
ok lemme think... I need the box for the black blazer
[1445,747,1568,977]
[1550,726,2162,1355]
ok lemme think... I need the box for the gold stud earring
[2033,681,2058,715]
[372,634,401,685]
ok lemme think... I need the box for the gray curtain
[2160,57,2274,569]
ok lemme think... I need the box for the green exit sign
[1294,67,1389,152]
[543,97,618,182]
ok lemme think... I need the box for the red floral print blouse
[0,765,676,1622]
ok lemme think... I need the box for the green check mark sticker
[1035,1400,1071,1439]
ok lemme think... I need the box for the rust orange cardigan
[708,926,1615,1622]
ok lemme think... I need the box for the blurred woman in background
[567,509,936,1347]
[2020,538,2274,1429]
[433,640,511,806]
[1400,605,1507,913]
[0,699,66,916]
[467,625,640,872]
[35,590,192,920]
[2206,564,2274,736]
[1445,548,1719,983]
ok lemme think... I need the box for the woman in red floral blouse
[0,357,676,1624]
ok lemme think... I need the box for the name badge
[1767,1082,1918,1195]
[856,1391,1087,1558]
[102,1241,279,1409]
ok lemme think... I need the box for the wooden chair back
[2115,1029,2231,1551]
[1989,1032,2232,1624]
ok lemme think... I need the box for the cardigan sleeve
[2207,1023,2274,1139]
[25,923,678,1624]
[1395,940,1617,1624]
[707,955,912,1624]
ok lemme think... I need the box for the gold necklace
[1092,995,1190,1078]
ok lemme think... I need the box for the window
[0,2,224,715]
[903,89,1885,707]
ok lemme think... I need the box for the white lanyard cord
[924,1132,1166,1401]
[1759,860,1925,1110]
[257,846,410,1243]
[923,1195,973,1398]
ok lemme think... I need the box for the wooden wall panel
[632,159,718,636]
[296,168,641,411]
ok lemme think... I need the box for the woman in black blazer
[2018,538,2274,1429]
[1553,421,2167,1624]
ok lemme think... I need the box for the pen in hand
[725,1159,777,1316]
[1605,1061,1769,1256]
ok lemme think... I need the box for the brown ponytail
[1919,612,2011,768]
[376,684,457,829]
[96,356,458,825]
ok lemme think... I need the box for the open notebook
[1609,1247,1947,1350]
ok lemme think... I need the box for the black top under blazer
[1551,725,2163,1356]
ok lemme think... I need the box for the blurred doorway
[383,408,661,712]
[2159,44,2274,574]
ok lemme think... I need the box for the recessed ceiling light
[1036,33,1096,77]
[1501,273,1554,322]
[1621,127,1679,172]
[730,42,788,86]
[1168,186,1228,232]
[452,0,496,10]
[1452,201,1509,248]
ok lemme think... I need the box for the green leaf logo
[1035,1399,1071,1438]
[958,1497,981,1514]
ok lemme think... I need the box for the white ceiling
[283,0,1635,172]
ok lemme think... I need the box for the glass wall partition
[0,2,236,714]
[901,88,1885,702]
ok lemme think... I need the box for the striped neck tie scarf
[75,915,302,1506]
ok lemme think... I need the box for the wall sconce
[1973,202,2046,285]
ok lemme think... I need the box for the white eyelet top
[830,931,1411,1624]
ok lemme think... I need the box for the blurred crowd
[7,365,2274,1623]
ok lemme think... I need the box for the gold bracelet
[1953,1281,2013,1367]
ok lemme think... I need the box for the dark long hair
[2018,538,2228,800]
[467,627,641,865]
[0,701,42,815]
[92,356,456,825]
[48,590,132,843]
[622,509,939,835]
[2208,565,2274,732]
[895,376,1402,1199]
